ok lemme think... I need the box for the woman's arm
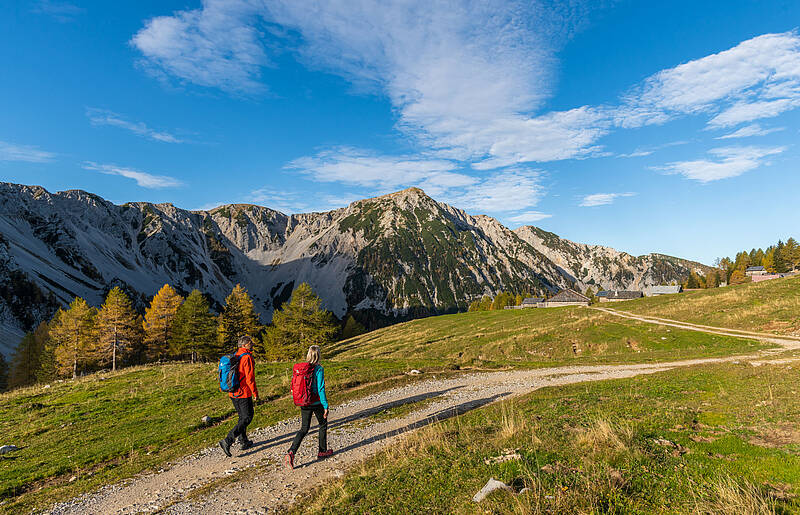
[316,366,328,410]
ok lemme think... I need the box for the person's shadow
[238,387,511,465]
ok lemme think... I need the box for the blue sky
[2,1,799,264]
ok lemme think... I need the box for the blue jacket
[312,365,328,410]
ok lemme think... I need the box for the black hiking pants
[289,405,327,453]
[225,396,254,444]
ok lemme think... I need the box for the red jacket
[229,347,258,399]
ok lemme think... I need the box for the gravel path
[46,355,777,515]
[594,307,800,349]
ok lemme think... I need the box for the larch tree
[265,283,337,359]
[50,298,97,379]
[218,284,260,353]
[143,284,184,362]
[172,289,217,362]
[515,294,524,306]
[94,287,142,371]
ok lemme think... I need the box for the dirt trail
[594,307,800,349]
[47,354,787,515]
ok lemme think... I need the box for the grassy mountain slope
[614,274,800,335]
[329,306,768,367]
[297,361,800,514]
[0,359,441,513]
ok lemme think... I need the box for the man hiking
[219,335,258,457]
[284,345,333,469]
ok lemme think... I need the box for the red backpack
[291,362,320,407]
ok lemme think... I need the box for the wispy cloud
[131,2,800,169]
[0,141,56,163]
[715,124,785,139]
[86,108,183,143]
[31,0,84,23]
[82,162,183,188]
[506,211,552,224]
[579,192,636,207]
[657,146,784,183]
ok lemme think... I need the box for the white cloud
[82,162,183,188]
[437,169,545,213]
[506,211,552,224]
[716,124,784,139]
[658,146,784,183]
[130,0,269,94]
[622,32,800,128]
[579,192,635,207]
[86,108,183,143]
[285,147,461,191]
[32,0,84,22]
[0,141,56,163]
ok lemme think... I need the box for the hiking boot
[317,449,334,459]
[284,451,295,470]
[239,439,253,451]
[219,439,232,458]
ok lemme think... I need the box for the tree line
[467,292,534,311]
[685,237,800,289]
[2,282,357,391]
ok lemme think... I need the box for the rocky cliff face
[514,225,711,292]
[0,182,706,356]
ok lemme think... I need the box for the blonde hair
[306,345,321,365]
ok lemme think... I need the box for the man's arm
[244,354,258,400]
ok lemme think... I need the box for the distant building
[647,285,683,296]
[597,290,644,302]
[540,289,591,307]
[752,271,797,283]
[746,266,767,277]
[521,297,544,307]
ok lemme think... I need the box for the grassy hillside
[0,358,441,513]
[330,306,771,367]
[297,361,800,514]
[614,274,800,335]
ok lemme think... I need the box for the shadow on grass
[290,392,511,469]
[237,386,472,459]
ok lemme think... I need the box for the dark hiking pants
[226,397,254,444]
[289,405,327,453]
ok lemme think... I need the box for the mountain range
[0,182,709,356]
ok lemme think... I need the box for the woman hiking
[285,345,333,469]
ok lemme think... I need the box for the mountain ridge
[0,182,707,356]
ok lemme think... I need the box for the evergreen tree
[685,271,700,289]
[172,290,217,361]
[94,287,142,371]
[774,241,788,273]
[340,315,366,340]
[0,353,8,392]
[50,298,97,378]
[266,283,337,359]
[786,238,800,270]
[218,284,260,353]
[584,287,597,304]
[143,284,184,362]
[9,324,48,389]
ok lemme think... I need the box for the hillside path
[594,307,800,349]
[46,353,791,515]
